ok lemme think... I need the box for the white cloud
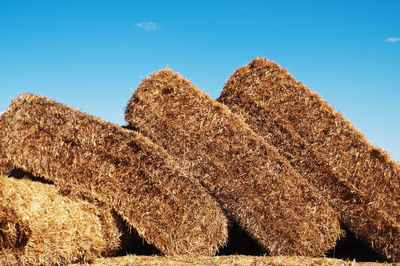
[135,22,159,31]
[386,37,400,43]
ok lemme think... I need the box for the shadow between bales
[217,222,387,263]
[9,168,54,184]
[114,212,160,256]
[217,222,265,256]
[326,227,385,263]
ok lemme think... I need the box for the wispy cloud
[386,37,400,43]
[135,22,159,31]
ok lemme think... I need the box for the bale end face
[0,174,124,265]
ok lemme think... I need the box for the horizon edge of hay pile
[0,93,229,256]
[73,254,379,266]
[218,57,400,261]
[125,68,341,257]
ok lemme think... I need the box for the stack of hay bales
[0,175,123,265]
[218,57,400,261]
[125,69,341,257]
[0,57,398,264]
[0,93,228,256]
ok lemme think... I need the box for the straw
[0,93,228,256]
[75,255,379,266]
[218,57,400,261]
[125,69,341,257]
[0,175,123,265]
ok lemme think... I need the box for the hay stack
[0,175,123,265]
[218,57,400,261]
[125,69,341,257]
[0,93,228,256]
[76,255,378,266]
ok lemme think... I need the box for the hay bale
[0,175,123,265]
[218,57,400,261]
[76,255,377,266]
[0,93,228,256]
[125,69,341,257]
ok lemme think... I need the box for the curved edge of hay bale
[0,175,123,265]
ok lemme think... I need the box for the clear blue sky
[1,0,399,162]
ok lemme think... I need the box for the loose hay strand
[218,57,400,261]
[0,175,122,265]
[125,69,341,257]
[0,93,228,256]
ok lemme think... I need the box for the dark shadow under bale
[217,222,265,256]
[9,168,54,185]
[327,227,385,263]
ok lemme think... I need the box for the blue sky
[1,0,399,161]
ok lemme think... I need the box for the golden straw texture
[125,69,341,257]
[0,93,228,256]
[0,151,12,176]
[75,255,383,266]
[0,175,122,265]
[219,57,400,261]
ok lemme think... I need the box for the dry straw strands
[218,57,400,261]
[0,151,12,176]
[76,255,381,266]
[125,69,341,257]
[0,175,123,265]
[0,93,228,256]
